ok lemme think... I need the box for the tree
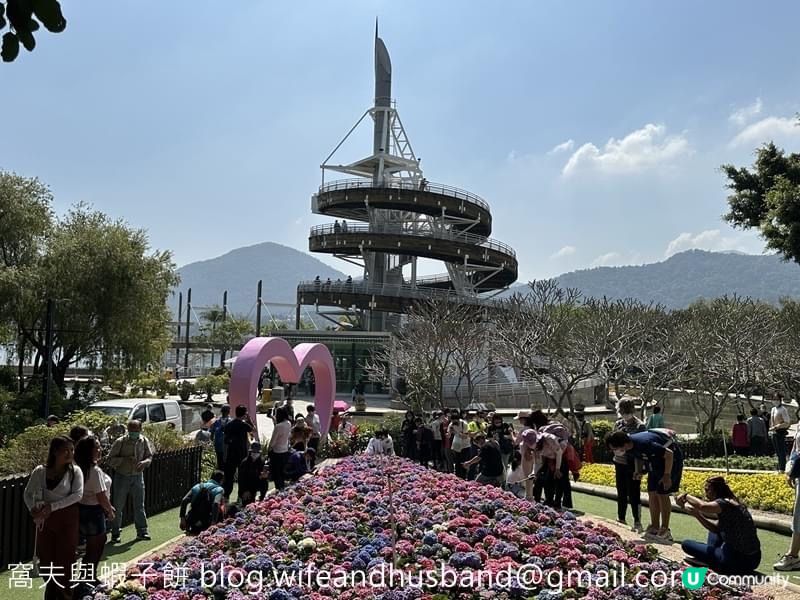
[1,0,66,62]
[364,299,476,411]
[722,134,800,264]
[496,280,646,433]
[205,314,254,357]
[198,305,225,366]
[0,172,53,390]
[605,304,686,416]
[12,203,179,391]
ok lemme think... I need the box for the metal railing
[318,178,491,213]
[309,222,517,259]
[298,279,505,306]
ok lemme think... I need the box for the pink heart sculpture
[228,337,336,438]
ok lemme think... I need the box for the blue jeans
[111,472,148,536]
[681,532,760,574]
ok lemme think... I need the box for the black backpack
[187,483,218,532]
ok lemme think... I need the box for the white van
[87,399,183,432]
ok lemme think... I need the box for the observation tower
[296,27,518,331]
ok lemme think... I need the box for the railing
[318,178,491,213]
[309,222,517,259]
[0,446,203,569]
[298,280,506,305]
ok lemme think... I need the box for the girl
[74,436,115,577]
[678,476,761,574]
[24,436,84,599]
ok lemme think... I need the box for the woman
[613,399,646,532]
[401,411,417,459]
[268,407,292,490]
[447,412,472,479]
[521,428,570,509]
[487,414,514,482]
[774,425,800,570]
[678,476,761,574]
[24,436,84,599]
[74,436,115,577]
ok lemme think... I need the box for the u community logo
[682,567,708,590]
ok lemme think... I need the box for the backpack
[540,423,570,445]
[187,483,220,532]
[564,444,582,473]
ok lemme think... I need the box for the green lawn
[572,491,794,577]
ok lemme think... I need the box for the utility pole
[220,290,228,364]
[184,288,191,375]
[175,291,183,372]
[255,280,263,337]
[42,299,54,419]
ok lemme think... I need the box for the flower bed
[580,464,794,514]
[94,456,756,599]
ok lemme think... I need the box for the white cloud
[591,252,621,267]
[729,98,763,126]
[562,124,692,177]
[548,139,574,155]
[729,116,800,147]
[664,229,758,258]
[550,245,576,259]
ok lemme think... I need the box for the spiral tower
[297,27,518,331]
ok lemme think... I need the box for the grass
[572,491,795,577]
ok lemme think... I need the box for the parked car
[87,398,183,432]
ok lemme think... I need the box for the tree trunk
[17,338,25,394]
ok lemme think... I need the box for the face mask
[250,452,261,459]
[614,449,627,457]
[621,414,633,421]
[128,431,140,440]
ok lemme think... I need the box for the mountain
[506,250,800,308]
[169,242,346,319]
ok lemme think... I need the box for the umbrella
[333,400,351,412]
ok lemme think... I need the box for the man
[415,417,435,467]
[487,414,514,480]
[575,406,595,463]
[223,405,254,499]
[428,412,444,470]
[747,407,767,456]
[210,405,232,469]
[606,429,683,543]
[462,433,504,487]
[448,412,472,479]
[771,394,791,471]
[179,470,225,534]
[306,405,322,451]
[108,419,153,543]
[238,442,268,505]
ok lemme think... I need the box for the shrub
[178,381,194,402]
[0,409,120,476]
[167,381,179,396]
[141,422,194,452]
[589,419,615,463]
[685,456,777,471]
[196,375,227,401]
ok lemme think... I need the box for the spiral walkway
[298,179,518,315]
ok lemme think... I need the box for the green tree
[13,203,179,391]
[1,0,66,62]
[722,132,800,264]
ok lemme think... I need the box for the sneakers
[774,554,800,571]
[110,535,120,544]
[644,527,673,542]
[632,522,644,533]
[137,532,152,541]
[617,518,627,526]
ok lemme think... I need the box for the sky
[2,1,800,283]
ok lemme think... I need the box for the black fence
[0,445,203,570]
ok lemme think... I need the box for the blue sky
[2,1,800,283]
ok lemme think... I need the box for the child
[506,450,527,498]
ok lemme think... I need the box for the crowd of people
[25,393,800,592]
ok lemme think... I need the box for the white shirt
[448,421,471,452]
[307,413,321,436]
[771,405,791,430]
[80,465,112,506]
[365,438,385,455]
[24,465,84,512]
[382,435,395,455]
[269,421,291,453]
